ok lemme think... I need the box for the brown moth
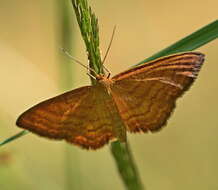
[16,52,205,149]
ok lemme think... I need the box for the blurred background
[0,0,217,190]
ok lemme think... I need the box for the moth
[16,52,204,149]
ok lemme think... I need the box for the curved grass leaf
[137,19,218,65]
[0,130,28,147]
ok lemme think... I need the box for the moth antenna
[107,73,111,79]
[86,72,96,80]
[60,48,98,78]
[102,25,116,65]
[103,65,111,75]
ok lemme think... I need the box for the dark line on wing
[113,53,204,80]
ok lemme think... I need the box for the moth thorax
[97,75,113,89]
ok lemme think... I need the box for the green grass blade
[137,19,218,65]
[0,130,28,147]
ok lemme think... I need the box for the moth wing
[111,52,204,132]
[16,85,125,149]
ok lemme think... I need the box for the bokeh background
[0,0,217,190]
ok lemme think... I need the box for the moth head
[96,74,105,81]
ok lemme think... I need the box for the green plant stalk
[111,141,144,190]
[57,1,74,91]
[56,0,81,190]
[71,0,144,189]
[72,0,102,82]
